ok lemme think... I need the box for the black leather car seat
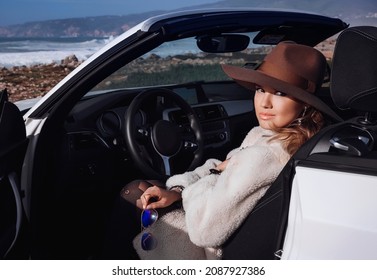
[0,89,30,259]
[222,26,377,259]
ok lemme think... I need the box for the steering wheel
[125,88,204,180]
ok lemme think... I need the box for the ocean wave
[0,36,113,67]
[0,50,93,67]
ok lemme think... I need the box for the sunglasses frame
[140,209,158,250]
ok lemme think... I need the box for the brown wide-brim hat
[222,41,342,122]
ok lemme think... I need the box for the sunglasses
[141,209,158,250]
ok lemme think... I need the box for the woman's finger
[141,193,151,209]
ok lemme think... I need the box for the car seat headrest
[331,26,377,112]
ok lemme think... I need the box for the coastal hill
[0,0,376,37]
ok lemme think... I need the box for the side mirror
[196,34,250,53]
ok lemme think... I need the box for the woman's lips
[258,112,275,120]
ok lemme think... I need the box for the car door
[0,89,30,259]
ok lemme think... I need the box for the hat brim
[221,64,342,122]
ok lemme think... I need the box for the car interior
[36,45,357,259]
[34,68,260,259]
[8,12,376,260]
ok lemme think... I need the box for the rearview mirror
[196,34,250,53]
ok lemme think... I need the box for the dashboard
[61,83,256,185]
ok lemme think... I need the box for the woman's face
[254,85,305,130]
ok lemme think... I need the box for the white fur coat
[133,126,290,259]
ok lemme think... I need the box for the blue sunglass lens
[141,209,158,228]
[141,232,157,250]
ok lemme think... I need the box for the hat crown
[261,41,327,94]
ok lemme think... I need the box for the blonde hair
[269,107,325,156]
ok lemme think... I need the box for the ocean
[0,36,114,68]
[0,36,202,68]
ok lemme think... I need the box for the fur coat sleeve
[165,158,222,190]
[177,127,290,248]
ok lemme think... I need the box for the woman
[103,41,341,259]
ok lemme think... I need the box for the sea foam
[0,37,113,68]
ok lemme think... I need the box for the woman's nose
[261,93,272,108]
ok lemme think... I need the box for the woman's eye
[275,91,287,96]
[255,87,264,93]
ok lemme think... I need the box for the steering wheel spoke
[137,127,149,137]
[181,126,199,150]
[184,140,198,150]
[135,124,152,143]
[160,155,173,177]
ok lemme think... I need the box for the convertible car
[1,8,377,260]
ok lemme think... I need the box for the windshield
[88,33,271,102]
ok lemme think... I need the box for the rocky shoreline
[1,55,82,102]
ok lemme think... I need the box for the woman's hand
[140,185,181,210]
[216,159,229,172]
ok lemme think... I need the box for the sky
[0,0,220,26]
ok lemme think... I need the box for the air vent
[194,105,225,121]
[169,104,226,124]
